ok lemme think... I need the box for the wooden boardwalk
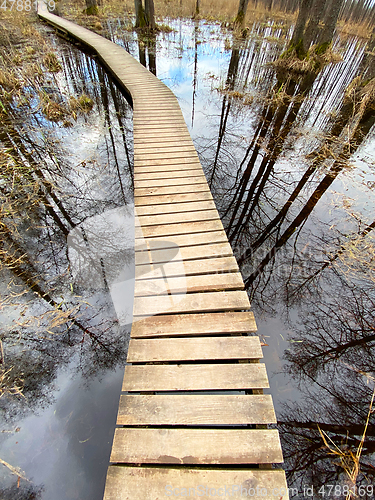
[38,8,288,499]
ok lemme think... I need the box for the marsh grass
[318,387,375,499]
[43,52,62,72]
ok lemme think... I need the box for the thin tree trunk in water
[209,47,240,187]
[85,0,98,15]
[235,0,250,28]
[317,0,345,51]
[304,0,327,47]
[145,0,156,30]
[192,22,199,128]
[194,0,200,18]
[135,0,146,28]
[148,34,157,75]
[290,0,314,56]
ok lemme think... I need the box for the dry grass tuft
[41,97,67,121]
[0,69,21,92]
[44,52,62,73]
[318,387,375,499]
[338,20,371,39]
[273,44,342,77]
[69,93,94,113]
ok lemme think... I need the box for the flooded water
[1,13,375,499]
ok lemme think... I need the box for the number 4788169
[0,0,55,11]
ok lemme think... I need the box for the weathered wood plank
[111,428,283,464]
[117,394,276,425]
[133,290,250,317]
[134,191,214,206]
[135,242,232,265]
[134,184,211,197]
[134,272,244,296]
[131,311,257,338]
[103,467,289,500]
[122,363,269,391]
[134,131,192,140]
[136,158,205,167]
[135,152,199,163]
[127,335,263,362]
[135,200,216,216]
[134,141,195,150]
[135,256,239,280]
[134,163,202,173]
[135,177,207,188]
[136,209,219,227]
[134,169,203,181]
[135,230,227,248]
[135,219,224,238]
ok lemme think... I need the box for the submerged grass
[318,387,375,499]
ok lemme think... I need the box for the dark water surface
[1,14,375,499]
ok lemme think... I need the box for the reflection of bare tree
[0,482,44,500]
[0,34,133,423]
[279,264,375,495]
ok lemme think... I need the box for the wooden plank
[122,363,269,391]
[117,394,276,425]
[131,311,257,338]
[136,209,219,227]
[127,336,263,362]
[135,220,224,238]
[134,151,198,160]
[134,163,202,173]
[135,242,233,265]
[103,467,289,500]
[135,256,239,280]
[133,120,187,127]
[134,131,192,140]
[135,230,227,248]
[132,290,250,317]
[134,184,211,197]
[134,169,203,181]
[135,176,207,188]
[136,157,204,167]
[133,141,195,150]
[134,191,214,206]
[111,428,283,464]
[134,272,244,296]
[135,200,216,215]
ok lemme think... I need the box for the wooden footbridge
[38,7,288,499]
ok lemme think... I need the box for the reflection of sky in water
[2,16,375,497]
[0,359,124,499]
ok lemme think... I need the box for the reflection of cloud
[68,206,187,325]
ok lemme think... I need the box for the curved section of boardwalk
[38,7,288,499]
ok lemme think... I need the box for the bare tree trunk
[193,0,200,18]
[85,0,98,15]
[235,0,250,28]
[135,0,146,28]
[289,0,314,56]
[304,0,327,47]
[145,0,156,30]
[317,0,345,52]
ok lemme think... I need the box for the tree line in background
[81,0,375,35]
